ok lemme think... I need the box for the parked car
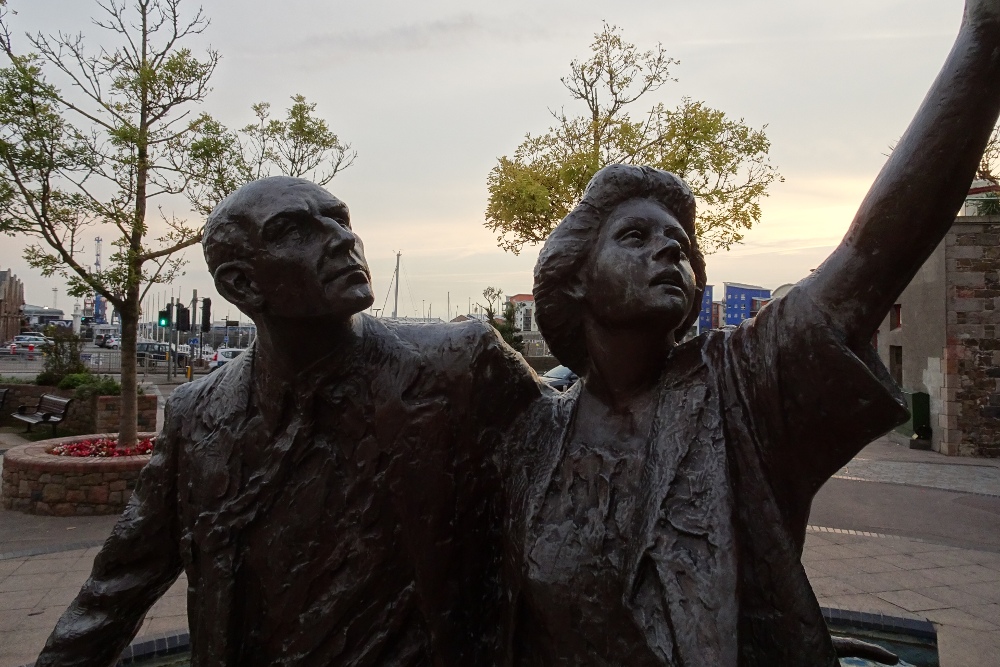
[541,365,579,392]
[208,347,243,372]
[103,335,120,349]
[9,334,50,349]
[136,341,189,368]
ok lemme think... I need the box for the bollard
[186,365,193,381]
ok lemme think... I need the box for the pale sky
[0,0,966,322]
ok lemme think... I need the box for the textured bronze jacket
[35,315,542,667]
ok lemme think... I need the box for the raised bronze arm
[803,0,1000,350]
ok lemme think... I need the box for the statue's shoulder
[165,346,252,420]
[371,316,500,359]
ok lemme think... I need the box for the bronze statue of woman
[499,1,1000,664]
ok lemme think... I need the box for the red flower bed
[49,437,155,458]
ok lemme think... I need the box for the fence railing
[959,194,1000,216]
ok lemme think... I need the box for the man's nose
[323,218,356,253]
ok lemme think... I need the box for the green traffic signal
[158,309,170,327]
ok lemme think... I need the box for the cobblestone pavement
[836,459,1000,497]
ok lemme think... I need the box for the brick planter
[1,432,155,516]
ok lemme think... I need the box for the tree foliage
[485,23,782,254]
[0,0,353,444]
[480,287,523,353]
[975,123,1000,215]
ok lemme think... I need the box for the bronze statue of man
[34,177,542,666]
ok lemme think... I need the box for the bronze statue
[34,177,543,666]
[497,1,1000,665]
[32,0,1000,664]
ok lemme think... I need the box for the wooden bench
[13,394,73,436]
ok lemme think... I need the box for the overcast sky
[0,0,967,322]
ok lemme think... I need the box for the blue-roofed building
[724,282,771,325]
[698,285,714,332]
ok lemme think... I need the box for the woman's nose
[652,237,682,262]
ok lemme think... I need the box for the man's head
[203,177,374,321]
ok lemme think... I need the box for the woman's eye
[619,229,644,244]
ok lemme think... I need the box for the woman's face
[582,197,697,331]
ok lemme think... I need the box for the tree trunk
[117,285,140,447]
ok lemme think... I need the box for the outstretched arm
[34,401,185,667]
[802,0,1000,349]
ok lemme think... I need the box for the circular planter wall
[1,432,155,516]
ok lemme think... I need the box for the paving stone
[839,569,941,593]
[876,589,950,612]
[936,626,1000,667]
[915,548,980,568]
[0,559,24,578]
[873,553,940,571]
[805,544,866,560]
[808,576,863,597]
[954,581,1000,604]
[1,588,46,611]
[921,564,1000,586]
[0,571,65,593]
[13,556,87,576]
[956,602,1000,624]
[817,592,922,620]
[922,606,1000,632]
[914,584,990,608]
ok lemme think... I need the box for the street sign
[222,336,229,344]
[188,337,199,346]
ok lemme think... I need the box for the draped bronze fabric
[499,287,909,666]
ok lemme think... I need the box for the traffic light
[157,309,170,327]
[176,305,191,332]
[201,298,211,333]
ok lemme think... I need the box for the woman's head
[533,164,707,374]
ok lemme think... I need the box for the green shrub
[57,372,94,390]
[38,328,87,386]
[36,370,61,386]
[0,374,32,384]
[73,375,122,400]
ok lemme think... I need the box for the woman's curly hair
[533,164,707,374]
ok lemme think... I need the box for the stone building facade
[875,216,1000,457]
[0,269,24,343]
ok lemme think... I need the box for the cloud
[255,14,548,59]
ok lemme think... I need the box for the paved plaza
[0,433,998,666]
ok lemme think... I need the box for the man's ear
[214,261,264,311]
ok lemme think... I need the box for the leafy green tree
[0,0,353,445]
[485,23,782,254]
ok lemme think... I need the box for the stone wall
[942,219,1000,457]
[1,433,155,515]
[0,384,157,434]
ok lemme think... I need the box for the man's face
[244,181,374,319]
[582,197,696,332]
